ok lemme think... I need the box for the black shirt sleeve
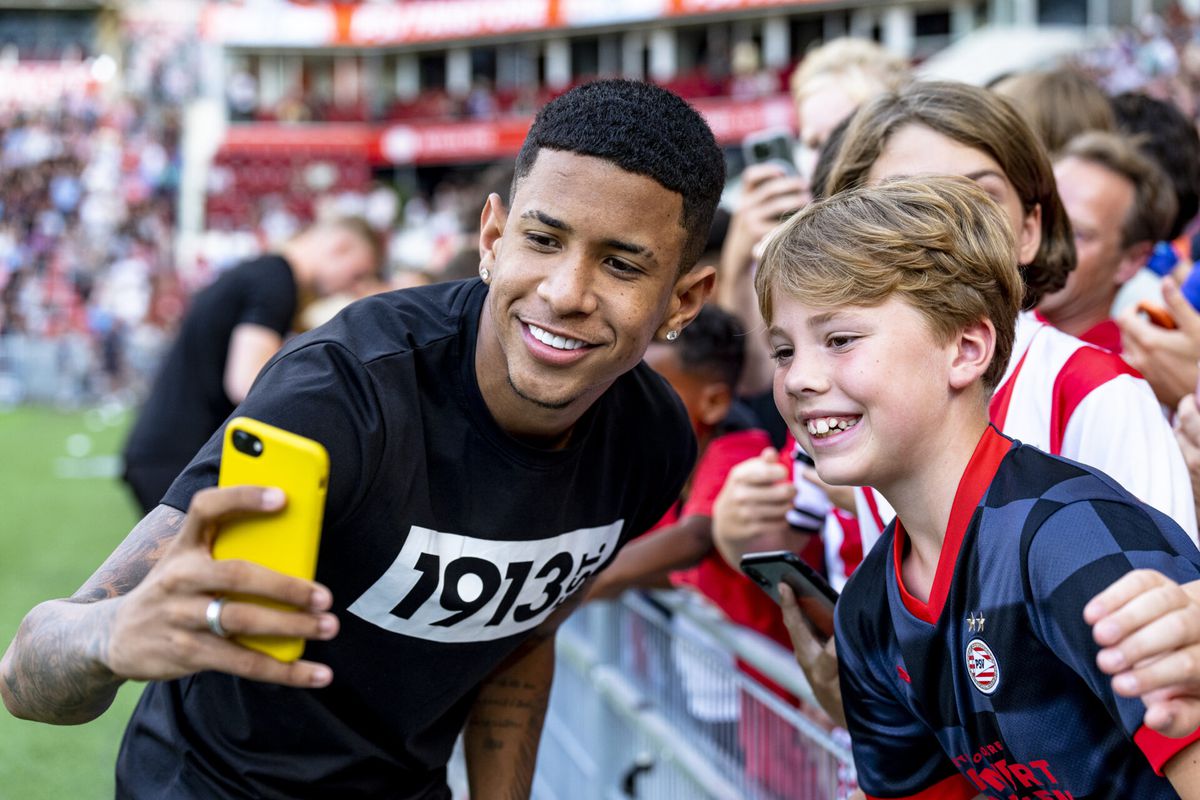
[237,256,297,335]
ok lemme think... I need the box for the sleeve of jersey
[161,340,385,525]
[1026,499,1200,773]
[239,261,296,335]
[835,611,977,799]
[1061,375,1198,542]
[680,429,771,518]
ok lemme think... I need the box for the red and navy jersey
[836,426,1200,800]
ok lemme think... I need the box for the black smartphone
[740,550,838,640]
[741,128,797,175]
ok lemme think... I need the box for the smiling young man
[760,176,1200,800]
[0,80,723,799]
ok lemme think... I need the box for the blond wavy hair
[789,38,909,108]
[755,176,1023,392]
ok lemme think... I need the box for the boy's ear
[657,265,717,341]
[948,318,996,392]
[478,193,508,276]
[698,382,734,428]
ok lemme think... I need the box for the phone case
[1136,300,1178,329]
[215,416,329,662]
[740,551,838,640]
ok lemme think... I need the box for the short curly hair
[513,79,726,273]
[825,81,1075,309]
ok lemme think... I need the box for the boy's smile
[805,415,861,439]
[769,294,960,496]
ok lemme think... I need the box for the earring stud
[479,267,490,282]
[666,329,679,341]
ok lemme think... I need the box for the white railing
[531,590,856,800]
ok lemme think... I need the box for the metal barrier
[531,590,857,800]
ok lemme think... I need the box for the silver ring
[205,597,229,638]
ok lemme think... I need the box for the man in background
[121,217,383,512]
[1039,131,1176,352]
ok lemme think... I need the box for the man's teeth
[529,324,587,351]
[806,417,860,437]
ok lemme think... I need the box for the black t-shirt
[123,254,297,469]
[115,279,696,799]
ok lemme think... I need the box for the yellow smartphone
[215,416,329,662]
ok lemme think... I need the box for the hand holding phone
[740,550,838,641]
[216,417,329,661]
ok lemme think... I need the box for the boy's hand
[1085,569,1200,736]
[711,447,794,567]
[105,486,339,688]
[1118,275,1200,408]
[779,582,845,727]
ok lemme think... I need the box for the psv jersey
[837,426,1200,800]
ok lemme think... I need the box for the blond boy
[757,176,1200,799]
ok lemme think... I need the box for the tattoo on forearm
[469,673,552,800]
[1,506,182,724]
[2,600,121,724]
[71,506,183,602]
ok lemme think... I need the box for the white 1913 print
[348,521,623,642]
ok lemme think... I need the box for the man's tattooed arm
[464,632,556,800]
[462,577,594,798]
[0,506,181,724]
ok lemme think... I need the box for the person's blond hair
[789,38,909,108]
[756,176,1023,392]
[991,69,1115,155]
[1058,131,1177,247]
[826,81,1075,310]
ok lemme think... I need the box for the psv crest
[965,638,999,695]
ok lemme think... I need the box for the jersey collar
[892,424,1013,624]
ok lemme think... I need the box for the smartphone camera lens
[232,429,263,457]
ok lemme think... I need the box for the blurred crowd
[7,5,1200,796]
[0,96,184,406]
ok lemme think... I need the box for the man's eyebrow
[521,209,655,260]
[602,238,652,257]
[521,209,572,232]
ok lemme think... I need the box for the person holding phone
[0,80,723,799]
[716,78,1200,738]
[716,37,910,400]
[760,176,1200,798]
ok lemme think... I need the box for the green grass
[0,405,144,798]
